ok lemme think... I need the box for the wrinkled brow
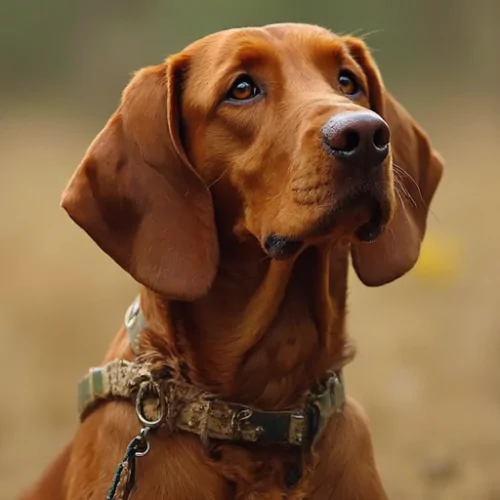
[216,36,281,74]
[308,37,370,89]
[191,35,282,105]
[186,33,355,109]
[310,38,350,65]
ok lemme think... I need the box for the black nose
[321,111,390,168]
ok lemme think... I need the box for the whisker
[342,28,384,42]
[394,185,406,210]
[428,208,440,224]
[393,167,441,225]
[393,172,413,202]
[392,163,425,209]
[265,190,285,202]
[395,181,417,210]
[207,168,229,188]
[393,176,417,209]
[392,162,426,207]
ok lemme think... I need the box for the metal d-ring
[135,381,166,429]
[134,427,151,457]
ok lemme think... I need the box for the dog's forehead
[175,24,353,112]
[183,23,343,62]
[263,22,337,40]
[178,23,348,95]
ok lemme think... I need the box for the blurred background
[1,0,499,498]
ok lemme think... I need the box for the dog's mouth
[343,192,388,243]
[263,192,389,260]
[315,190,390,242]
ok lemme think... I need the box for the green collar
[77,297,346,447]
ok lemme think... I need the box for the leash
[76,297,347,499]
[105,427,148,500]
[106,380,166,500]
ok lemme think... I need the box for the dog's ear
[343,37,444,286]
[61,56,219,300]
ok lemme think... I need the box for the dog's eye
[338,70,361,96]
[227,75,261,102]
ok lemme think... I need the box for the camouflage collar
[77,297,346,447]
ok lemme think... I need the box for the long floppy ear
[343,37,444,286]
[61,58,219,300]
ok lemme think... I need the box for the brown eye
[227,75,261,102]
[338,70,361,96]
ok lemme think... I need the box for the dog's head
[62,23,443,299]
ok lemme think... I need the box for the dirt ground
[1,99,499,500]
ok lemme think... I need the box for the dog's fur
[20,23,443,499]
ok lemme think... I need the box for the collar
[77,297,346,447]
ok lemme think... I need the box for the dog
[20,22,443,500]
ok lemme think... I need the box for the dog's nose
[321,111,390,168]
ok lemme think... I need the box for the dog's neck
[139,239,355,410]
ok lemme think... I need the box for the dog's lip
[313,190,390,241]
[354,196,388,242]
[261,192,390,257]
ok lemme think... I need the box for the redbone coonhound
[20,23,443,500]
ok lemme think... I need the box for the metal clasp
[231,408,255,439]
[124,299,140,330]
[289,410,307,445]
[134,427,151,457]
[331,371,345,413]
[135,381,167,428]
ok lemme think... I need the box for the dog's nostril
[344,131,360,152]
[373,127,390,149]
[322,112,390,166]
